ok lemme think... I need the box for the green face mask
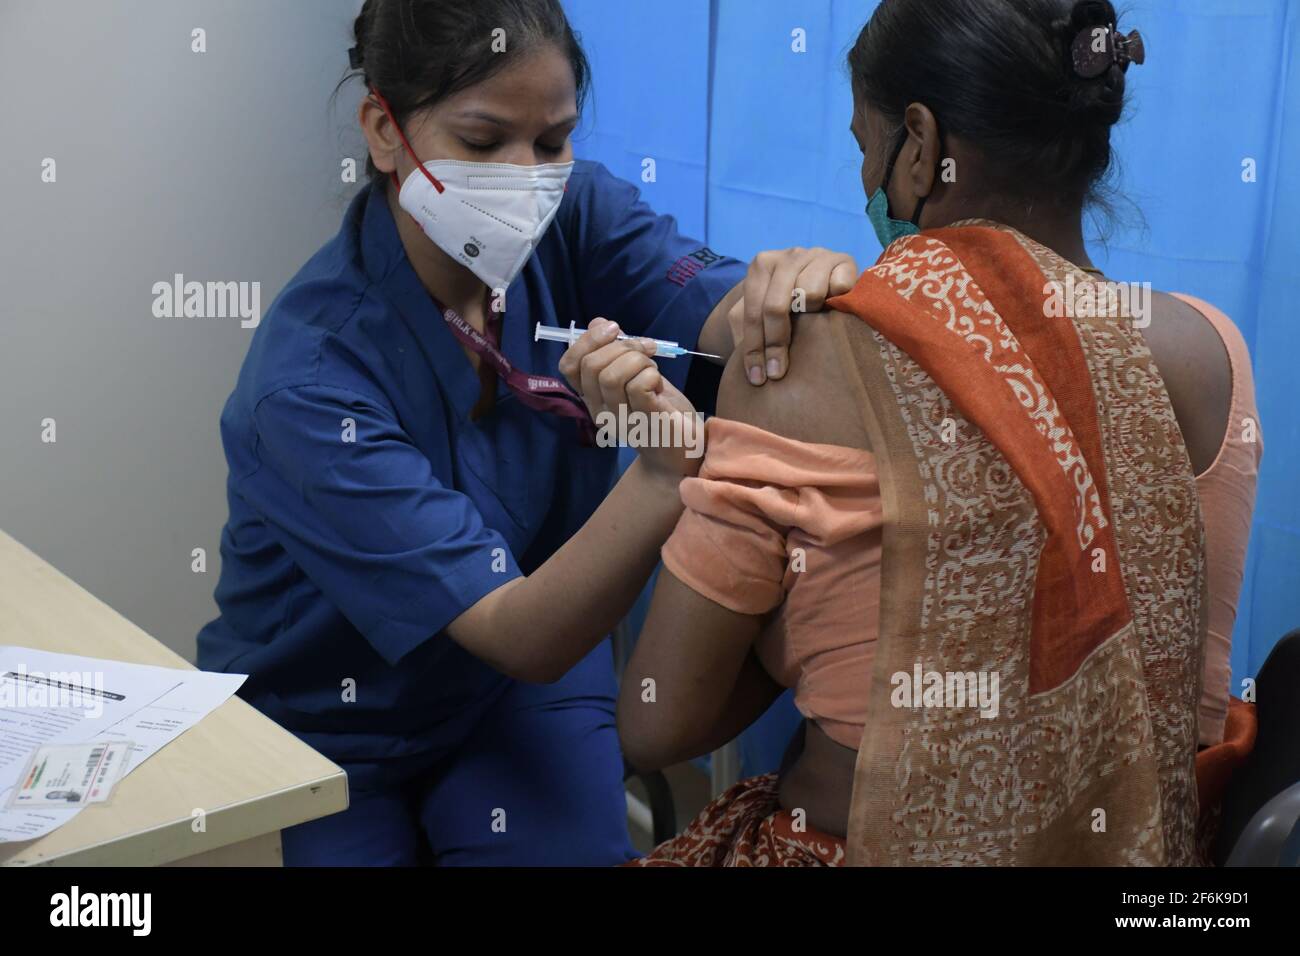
[865,133,930,249]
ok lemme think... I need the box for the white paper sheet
[0,646,246,843]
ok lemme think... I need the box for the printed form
[0,646,246,843]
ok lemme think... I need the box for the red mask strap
[370,88,445,194]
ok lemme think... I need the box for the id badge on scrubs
[6,741,133,808]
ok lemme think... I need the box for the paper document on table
[0,646,246,843]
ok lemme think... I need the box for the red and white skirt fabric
[628,772,846,867]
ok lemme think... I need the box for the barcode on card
[81,746,105,784]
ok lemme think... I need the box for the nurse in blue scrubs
[196,0,856,866]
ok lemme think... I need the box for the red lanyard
[435,301,596,446]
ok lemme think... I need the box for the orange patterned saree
[824,222,1207,866]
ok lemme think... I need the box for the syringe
[534,321,722,360]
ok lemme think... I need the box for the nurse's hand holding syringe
[555,318,706,485]
[535,320,723,361]
[443,318,703,684]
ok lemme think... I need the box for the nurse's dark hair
[849,0,1131,208]
[345,0,590,184]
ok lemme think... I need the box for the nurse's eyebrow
[454,109,579,131]
[455,110,510,126]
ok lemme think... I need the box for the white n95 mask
[397,159,573,293]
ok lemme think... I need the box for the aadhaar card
[6,741,133,808]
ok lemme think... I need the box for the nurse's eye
[460,138,500,153]
[537,141,566,156]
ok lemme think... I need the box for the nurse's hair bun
[348,0,377,74]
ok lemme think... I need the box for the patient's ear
[901,102,942,204]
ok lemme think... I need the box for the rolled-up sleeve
[660,418,880,617]
[238,384,522,665]
[662,474,795,617]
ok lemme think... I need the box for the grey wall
[0,0,365,660]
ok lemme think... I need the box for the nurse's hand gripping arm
[696,247,858,386]
[563,164,853,395]
[444,320,701,684]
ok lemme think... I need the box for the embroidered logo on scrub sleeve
[666,247,724,288]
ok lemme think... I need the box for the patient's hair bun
[1065,0,1127,127]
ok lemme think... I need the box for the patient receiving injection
[573,0,1259,867]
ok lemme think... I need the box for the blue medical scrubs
[196,160,745,866]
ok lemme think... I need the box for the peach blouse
[1177,295,1264,746]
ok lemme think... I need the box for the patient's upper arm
[716,311,870,452]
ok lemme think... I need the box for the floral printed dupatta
[825,223,1206,866]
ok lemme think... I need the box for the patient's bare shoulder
[1142,292,1234,476]
[716,312,870,451]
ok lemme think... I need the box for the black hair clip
[1071,24,1145,78]
[348,45,363,70]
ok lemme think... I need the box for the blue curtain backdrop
[564,0,1299,773]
